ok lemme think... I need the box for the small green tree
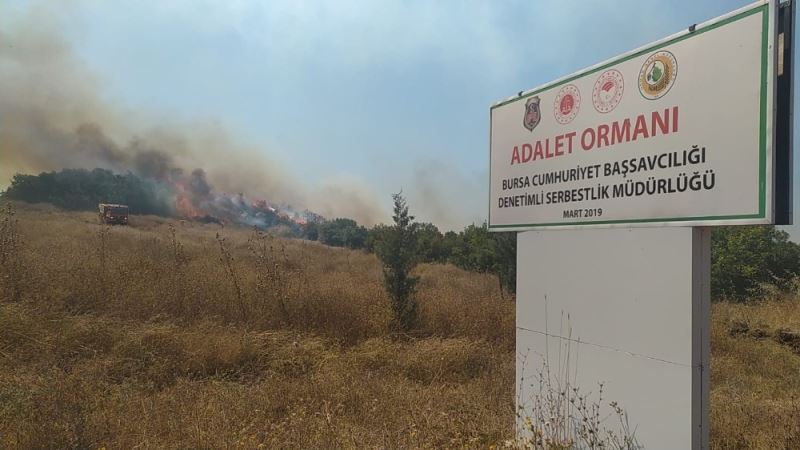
[317,218,367,249]
[447,222,516,297]
[374,192,419,332]
[415,222,447,263]
[712,225,800,300]
[491,230,517,296]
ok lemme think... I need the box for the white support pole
[516,227,710,449]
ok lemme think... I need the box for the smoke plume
[0,6,386,227]
[406,159,486,230]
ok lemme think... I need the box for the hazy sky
[3,0,799,232]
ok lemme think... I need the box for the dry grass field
[0,201,799,449]
[711,300,800,449]
[0,202,514,449]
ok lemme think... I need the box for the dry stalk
[0,203,23,301]
[247,228,298,327]
[516,312,640,449]
[216,232,246,320]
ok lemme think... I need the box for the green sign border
[489,3,770,230]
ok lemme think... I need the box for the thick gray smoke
[0,6,387,226]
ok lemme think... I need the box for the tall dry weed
[0,204,23,301]
[166,223,190,316]
[216,232,246,320]
[93,225,111,302]
[516,325,640,450]
[416,264,515,348]
[248,229,294,327]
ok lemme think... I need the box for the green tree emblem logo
[648,63,663,83]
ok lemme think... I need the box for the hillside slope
[0,202,798,448]
[0,202,514,448]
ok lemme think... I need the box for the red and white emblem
[553,84,581,124]
[592,69,624,113]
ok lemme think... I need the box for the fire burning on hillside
[150,167,317,228]
[0,14,386,227]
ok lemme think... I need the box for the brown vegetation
[0,202,513,448]
[711,300,800,449]
[1,201,800,448]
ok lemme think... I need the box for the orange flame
[175,195,204,218]
[173,180,205,218]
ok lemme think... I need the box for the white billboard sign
[489,1,776,230]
